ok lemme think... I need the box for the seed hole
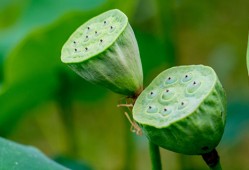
[73,41,76,44]
[85,47,88,51]
[87,26,90,30]
[147,105,158,113]
[100,39,103,42]
[182,73,192,82]
[160,107,172,116]
[74,49,77,52]
[178,101,188,110]
[161,89,175,101]
[186,81,201,93]
[95,31,97,34]
[148,91,157,99]
[104,21,107,24]
[165,76,177,85]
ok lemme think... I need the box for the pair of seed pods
[61,9,226,155]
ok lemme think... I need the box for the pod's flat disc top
[133,65,217,128]
[61,9,128,63]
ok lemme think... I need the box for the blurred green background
[0,0,248,169]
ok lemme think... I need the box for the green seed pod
[61,9,143,96]
[133,65,226,155]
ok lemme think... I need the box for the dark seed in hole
[166,89,169,93]
[168,77,171,80]
[73,41,76,44]
[150,92,153,95]
[164,108,167,111]
[110,26,113,29]
[87,27,90,30]
[181,102,184,105]
[86,35,88,38]
[85,47,88,51]
[74,49,77,52]
[104,21,106,24]
[202,146,209,151]
[185,75,188,78]
[193,81,196,85]
[95,31,97,34]
[100,39,103,42]
[149,106,152,109]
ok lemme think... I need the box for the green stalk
[149,141,162,170]
[124,117,136,170]
[202,149,222,170]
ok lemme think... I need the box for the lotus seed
[100,39,103,42]
[74,49,77,52]
[87,26,90,30]
[160,107,172,116]
[165,76,177,85]
[104,21,107,24]
[161,89,175,101]
[187,81,201,93]
[178,101,187,110]
[182,73,192,82]
[147,105,158,113]
[85,47,88,51]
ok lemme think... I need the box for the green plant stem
[149,141,162,170]
[202,149,222,170]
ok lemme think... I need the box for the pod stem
[149,141,162,170]
[201,149,222,170]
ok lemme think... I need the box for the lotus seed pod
[133,65,226,155]
[61,9,143,96]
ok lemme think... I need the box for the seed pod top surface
[60,9,143,96]
[61,9,128,63]
[133,65,226,155]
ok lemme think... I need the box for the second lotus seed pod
[133,65,226,155]
[61,9,143,97]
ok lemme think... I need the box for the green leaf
[0,137,68,170]
[0,73,59,135]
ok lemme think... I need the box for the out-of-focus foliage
[247,33,249,76]
[0,0,248,169]
[0,137,68,170]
